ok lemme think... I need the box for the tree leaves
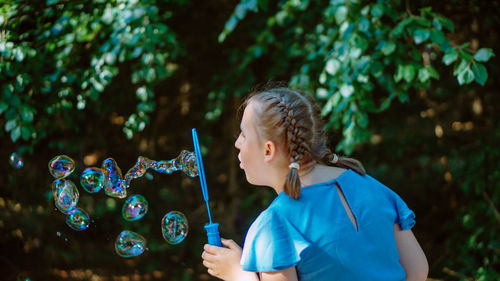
[471,63,488,86]
[474,48,494,62]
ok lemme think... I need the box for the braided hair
[242,87,365,199]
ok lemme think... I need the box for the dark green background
[1,0,499,280]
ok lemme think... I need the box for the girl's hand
[201,238,258,281]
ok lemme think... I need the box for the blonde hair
[242,87,365,199]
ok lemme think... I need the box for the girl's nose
[234,135,241,149]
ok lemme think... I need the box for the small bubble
[52,179,79,214]
[48,155,75,178]
[80,167,108,193]
[161,211,188,245]
[66,207,90,231]
[9,153,24,168]
[102,158,127,199]
[56,231,61,237]
[115,230,146,258]
[122,195,148,221]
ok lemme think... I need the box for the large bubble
[115,230,147,258]
[122,195,148,221]
[52,179,79,214]
[161,211,188,245]
[48,155,75,178]
[80,167,108,193]
[9,152,24,169]
[66,207,90,231]
[102,158,126,199]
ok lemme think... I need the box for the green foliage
[0,0,181,153]
[0,0,499,280]
[219,0,494,154]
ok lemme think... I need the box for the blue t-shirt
[240,169,415,281]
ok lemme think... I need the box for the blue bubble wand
[192,128,222,247]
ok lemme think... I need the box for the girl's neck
[299,163,347,187]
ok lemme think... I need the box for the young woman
[201,87,428,281]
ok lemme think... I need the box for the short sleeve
[365,174,416,231]
[240,209,310,272]
[392,192,416,230]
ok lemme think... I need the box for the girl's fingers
[221,238,240,250]
[202,259,214,269]
[207,268,218,278]
[203,243,222,255]
[201,250,217,262]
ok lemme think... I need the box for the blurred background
[0,0,499,280]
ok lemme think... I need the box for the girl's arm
[393,224,429,281]
[259,267,298,281]
[202,239,299,281]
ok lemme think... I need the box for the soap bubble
[52,179,79,214]
[9,152,24,168]
[48,155,75,178]
[178,150,198,178]
[115,230,147,258]
[80,167,108,193]
[123,150,198,188]
[66,207,90,231]
[161,211,188,245]
[102,158,127,199]
[122,195,148,221]
[122,156,154,189]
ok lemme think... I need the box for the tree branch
[482,191,500,226]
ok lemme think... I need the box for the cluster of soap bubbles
[48,150,197,258]
[48,155,90,231]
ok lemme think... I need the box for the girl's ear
[264,140,277,163]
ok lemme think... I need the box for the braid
[276,95,307,199]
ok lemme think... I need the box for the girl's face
[234,101,266,185]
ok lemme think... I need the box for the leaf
[443,50,458,65]
[391,18,413,37]
[457,67,474,85]
[471,63,488,86]
[474,48,494,62]
[5,119,17,132]
[316,88,329,99]
[403,65,416,82]
[21,127,31,140]
[454,59,468,76]
[430,29,449,50]
[418,67,430,82]
[335,6,348,25]
[371,4,384,19]
[426,66,440,79]
[20,106,34,122]
[436,15,454,32]
[0,102,8,114]
[381,41,396,55]
[340,84,354,98]
[325,58,341,75]
[394,64,404,82]
[413,29,430,44]
[11,126,21,142]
